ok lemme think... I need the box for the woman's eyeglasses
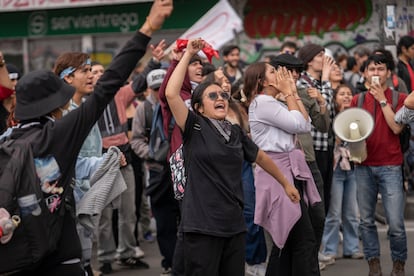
[206,91,230,101]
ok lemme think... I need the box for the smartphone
[372,76,380,86]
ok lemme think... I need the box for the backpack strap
[392,89,399,111]
[359,88,400,111]
[144,100,153,140]
[167,117,175,142]
[150,103,166,142]
[300,73,315,88]
[357,91,378,118]
[357,91,366,108]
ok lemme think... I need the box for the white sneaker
[319,261,326,271]
[134,246,145,258]
[245,263,267,276]
[318,252,335,265]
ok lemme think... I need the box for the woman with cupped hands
[243,61,321,275]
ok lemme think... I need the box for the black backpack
[0,128,68,274]
[357,90,411,153]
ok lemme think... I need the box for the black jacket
[10,31,151,272]
[397,59,414,91]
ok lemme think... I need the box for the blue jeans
[242,161,267,265]
[322,166,360,256]
[355,165,407,261]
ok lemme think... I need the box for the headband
[59,58,91,79]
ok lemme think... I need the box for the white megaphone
[333,107,375,163]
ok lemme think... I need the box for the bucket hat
[15,70,75,120]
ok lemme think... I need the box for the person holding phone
[351,54,407,276]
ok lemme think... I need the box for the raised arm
[404,90,414,109]
[131,40,166,94]
[165,39,204,131]
[139,1,173,37]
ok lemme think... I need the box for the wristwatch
[380,99,387,107]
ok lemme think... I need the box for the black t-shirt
[180,112,258,237]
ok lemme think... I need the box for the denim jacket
[70,99,104,201]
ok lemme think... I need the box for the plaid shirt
[297,71,334,151]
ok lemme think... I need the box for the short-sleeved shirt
[351,88,407,166]
[180,111,258,237]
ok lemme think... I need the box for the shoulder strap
[150,103,166,142]
[300,73,315,88]
[357,91,366,108]
[392,89,399,111]
[358,89,400,111]
[144,100,153,139]
[167,117,175,141]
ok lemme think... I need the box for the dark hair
[280,41,297,53]
[91,61,102,67]
[397,35,414,56]
[53,52,90,77]
[203,71,216,83]
[231,78,244,95]
[228,100,249,131]
[243,62,267,105]
[201,63,216,76]
[346,56,357,71]
[222,45,240,56]
[191,81,222,114]
[359,59,368,73]
[336,53,348,64]
[373,48,396,71]
[189,54,203,66]
[365,54,389,70]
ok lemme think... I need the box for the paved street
[91,220,414,276]
[320,220,414,276]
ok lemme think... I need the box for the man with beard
[221,45,246,92]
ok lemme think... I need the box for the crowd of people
[1,2,414,275]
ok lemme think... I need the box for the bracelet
[146,16,160,32]
[319,101,327,107]
[285,94,293,99]
[0,59,5,67]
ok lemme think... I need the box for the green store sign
[0,0,217,38]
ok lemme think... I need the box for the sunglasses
[206,91,230,101]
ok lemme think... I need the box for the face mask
[59,107,69,117]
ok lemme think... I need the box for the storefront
[0,0,218,73]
